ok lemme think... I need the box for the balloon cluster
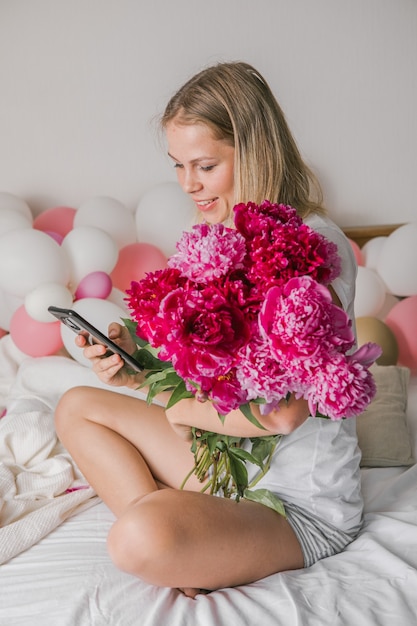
[349,222,417,372]
[0,185,195,359]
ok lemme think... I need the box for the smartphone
[48,306,144,372]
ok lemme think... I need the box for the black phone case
[48,306,144,372]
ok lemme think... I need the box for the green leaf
[142,370,180,388]
[132,349,160,370]
[250,436,280,465]
[121,318,147,346]
[228,446,263,469]
[217,412,227,425]
[165,380,194,409]
[207,433,221,454]
[239,403,266,430]
[228,454,248,497]
[243,488,286,517]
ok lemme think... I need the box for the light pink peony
[168,223,246,283]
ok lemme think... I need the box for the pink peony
[259,276,355,367]
[125,268,187,343]
[125,268,187,346]
[234,200,302,239]
[127,201,380,422]
[206,369,250,415]
[156,284,251,381]
[307,354,378,420]
[168,223,246,283]
[236,333,295,405]
[234,201,341,293]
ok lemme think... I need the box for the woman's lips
[195,198,218,212]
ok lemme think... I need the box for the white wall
[0,0,415,227]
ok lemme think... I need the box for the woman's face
[165,121,235,224]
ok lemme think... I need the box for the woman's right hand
[76,322,146,389]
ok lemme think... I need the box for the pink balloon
[75,271,113,300]
[33,206,76,238]
[385,295,417,373]
[111,242,167,293]
[348,239,364,266]
[10,305,64,357]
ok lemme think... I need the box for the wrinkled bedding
[0,334,416,626]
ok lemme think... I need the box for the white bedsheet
[0,334,417,626]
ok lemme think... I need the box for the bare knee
[54,386,90,440]
[107,492,180,585]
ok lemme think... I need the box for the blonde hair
[161,61,325,220]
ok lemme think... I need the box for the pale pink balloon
[74,271,113,300]
[33,206,76,238]
[111,243,167,293]
[10,305,64,357]
[385,295,417,373]
[348,238,364,266]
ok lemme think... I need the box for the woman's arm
[165,393,310,441]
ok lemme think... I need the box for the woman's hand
[76,322,146,389]
[256,395,310,435]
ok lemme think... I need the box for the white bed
[1,225,417,626]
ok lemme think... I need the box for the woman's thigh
[109,488,304,590]
[56,385,203,491]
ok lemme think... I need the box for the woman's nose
[182,169,202,194]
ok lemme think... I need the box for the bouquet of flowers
[125,201,381,514]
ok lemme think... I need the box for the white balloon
[0,207,33,236]
[75,196,136,249]
[354,266,387,318]
[61,225,119,290]
[377,292,400,321]
[0,288,23,331]
[135,182,195,256]
[361,236,387,271]
[0,228,70,297]
[60,297,127,367]
[0,192,32,220]
[107,287,130,312]
[377,222,417,296]
[25,283,74,322]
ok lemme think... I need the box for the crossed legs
[54,386,303,594]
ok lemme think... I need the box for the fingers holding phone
[48,306,145,389]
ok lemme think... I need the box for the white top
[247,214,363,532]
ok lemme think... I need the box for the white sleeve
[304,214,358,341]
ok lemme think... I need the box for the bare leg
[55,386,304,593]
[107,489,303,593]
[55,386,201,515]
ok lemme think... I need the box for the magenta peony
[127,202,380,419]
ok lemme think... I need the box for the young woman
[54,61,361,598]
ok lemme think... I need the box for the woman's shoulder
[304,212,357,318]
[304,213,348,244]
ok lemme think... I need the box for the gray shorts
[284,501,362,568]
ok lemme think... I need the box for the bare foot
[178,587,211,599]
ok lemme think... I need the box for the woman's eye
[173,163,183,169]
[200,165,215,172]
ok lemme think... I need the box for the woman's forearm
[165,393,310,438]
